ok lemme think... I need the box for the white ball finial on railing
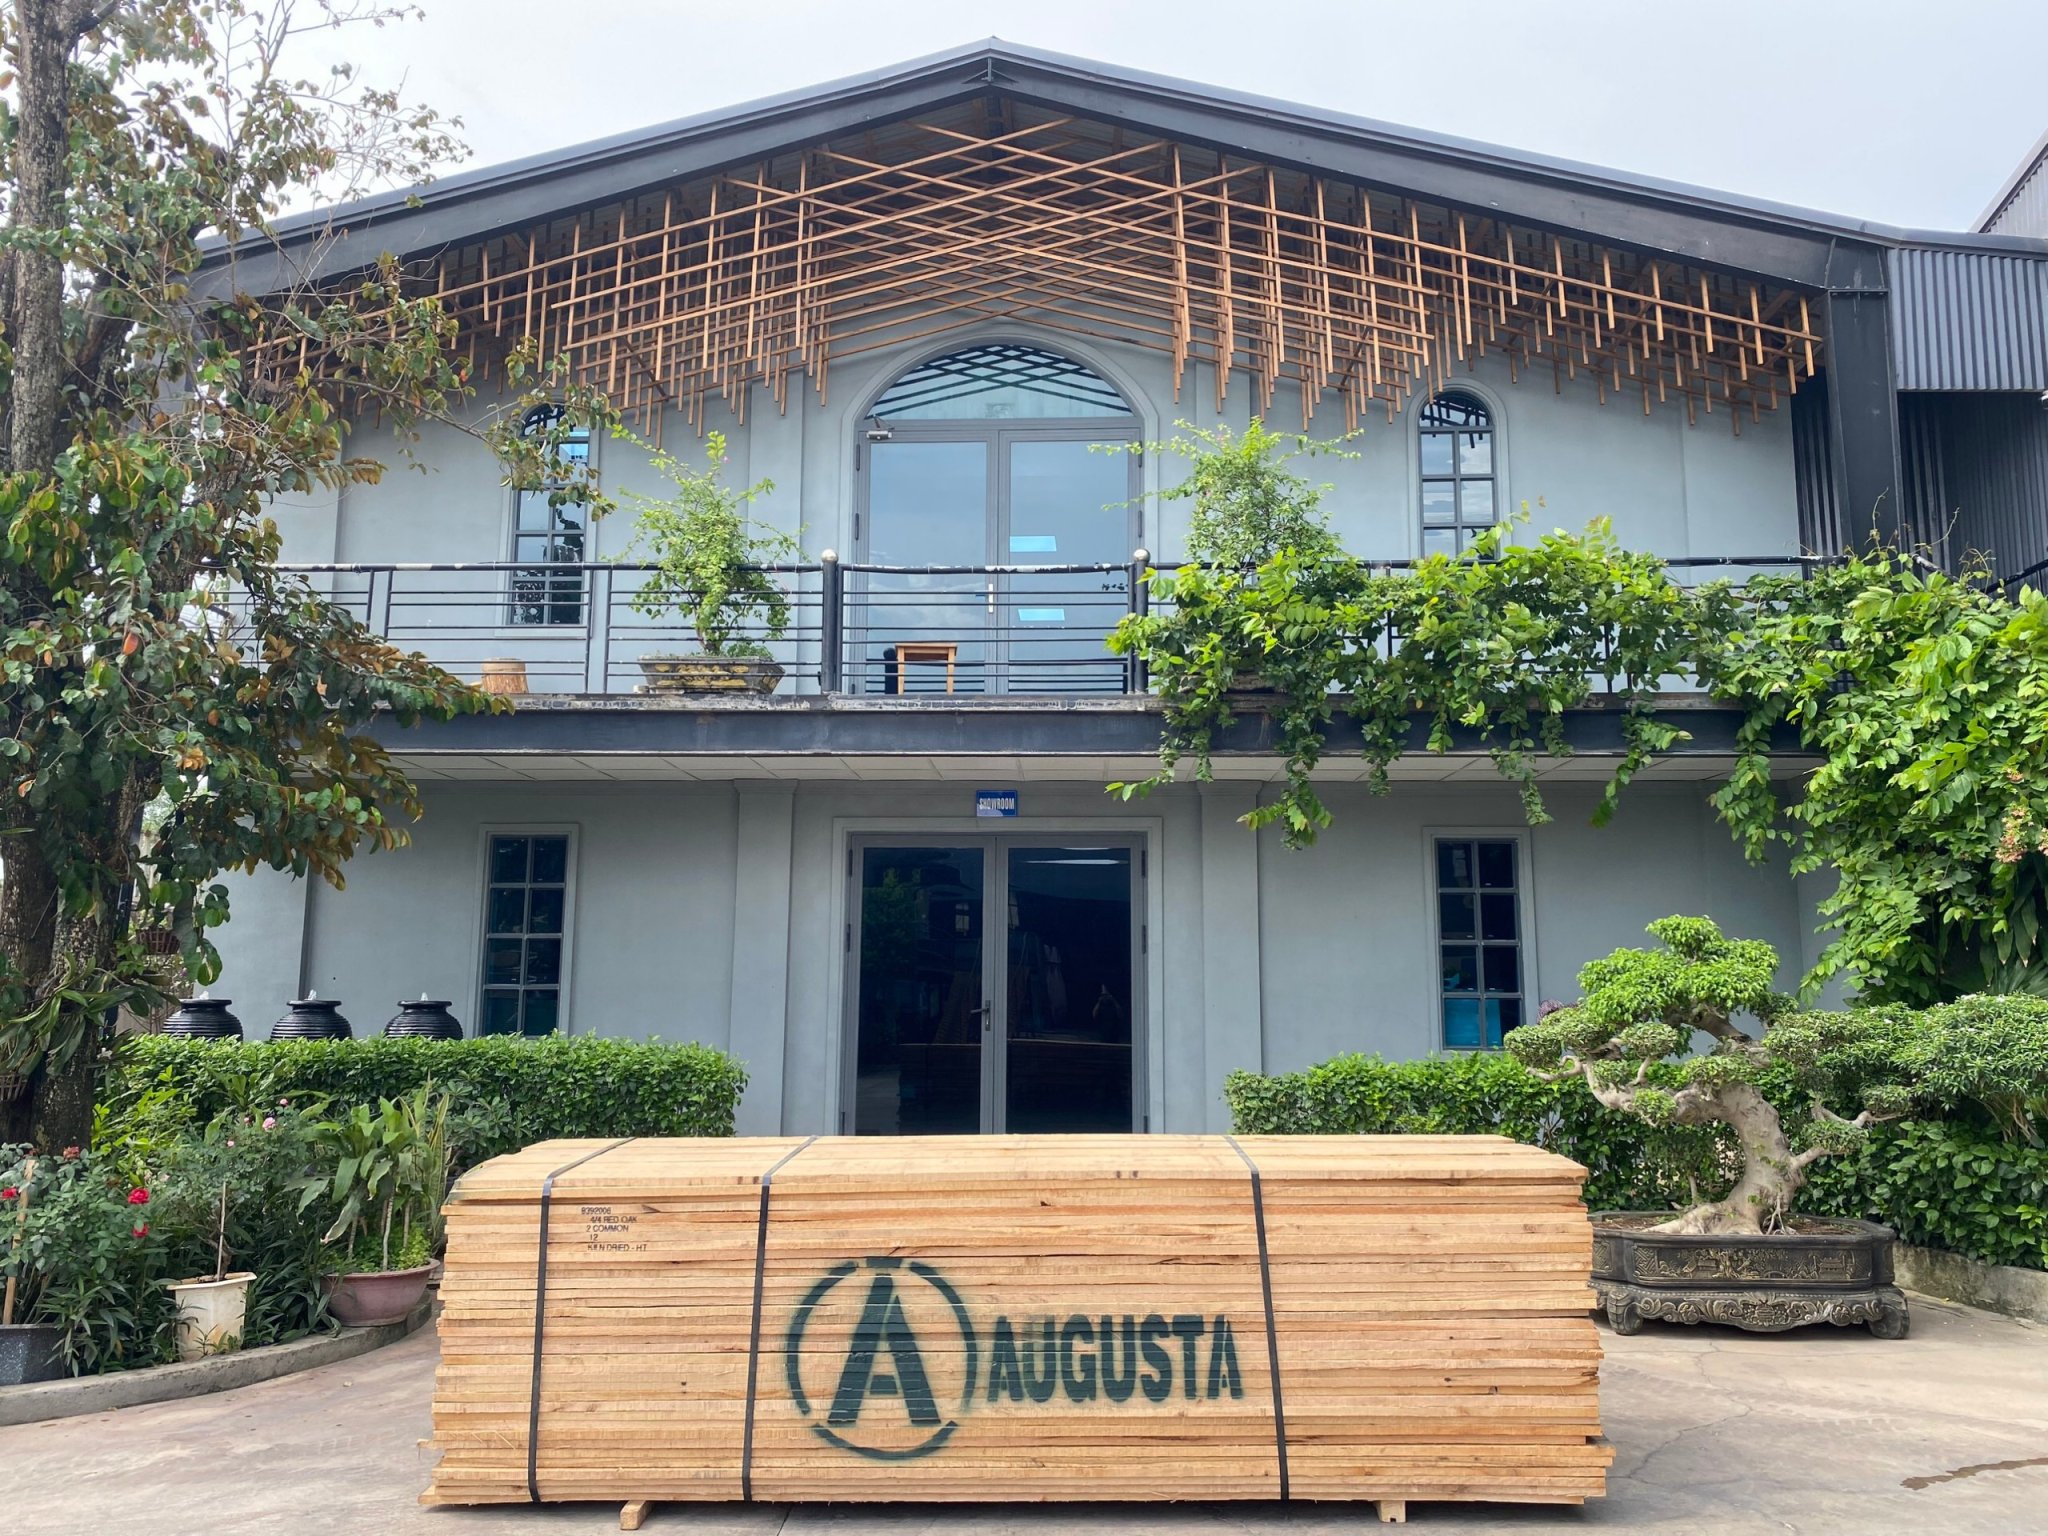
[1132,547,1151,564]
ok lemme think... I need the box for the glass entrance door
[1002,844,1135,1131]
[849,838,1139,1134]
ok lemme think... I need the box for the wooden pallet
[424,1135,1610,1512]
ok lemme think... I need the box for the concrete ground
[2,1298,2042,1535]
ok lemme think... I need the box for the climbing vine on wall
[1709,552,2048,1003]
[1107,520,1728,844]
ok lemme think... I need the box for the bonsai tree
[1506,916,1929,1235]
[618,430,801,659]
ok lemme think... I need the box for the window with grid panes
[1434,837,1524,1049]
[480,833,570,1036]
[1418,391,1497,557]
[509,404,589,625]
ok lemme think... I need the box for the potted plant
[1506,916,1949,1337]
[298,1085,451,1327]
[0,1155,63,1384]
[0,1146,163,1381]
[616,430,801,693]
[162,1172,255,1361]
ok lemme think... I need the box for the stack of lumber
[425,1134,1609,1512]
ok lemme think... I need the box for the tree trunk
[1649,1081,1803,1236]
[22,1041,96,1152]
[0,839,60,1146]
[7,0,79,476]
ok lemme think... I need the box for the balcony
[264,553,1815,702]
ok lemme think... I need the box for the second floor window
[511,404,590,626]
[1419,391,1496,557]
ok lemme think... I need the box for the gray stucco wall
[214,774,1809,1135]
[274,321,1802,621]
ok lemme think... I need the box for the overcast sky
[313,0,2046,232]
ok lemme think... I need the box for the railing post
[584,565,614,694]
[819,550,844,694]
[367,567,393,638]
[1126,547,1150,694]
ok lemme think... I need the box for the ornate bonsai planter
[637,654,783,694]
[1592,1212,1908,1337]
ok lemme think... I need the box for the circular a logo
[784,1257,978,1460]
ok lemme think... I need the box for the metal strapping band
[1224,1134,1290,1501]
[741,1136,819,1502]
[527,1138,636,1504]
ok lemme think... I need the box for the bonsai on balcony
[617,431,801,694]
[1503,916,2006,1335]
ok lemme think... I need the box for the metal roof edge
[1977,126,2048,233]
[198,37,2048,277]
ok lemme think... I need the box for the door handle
[978,1000,993,1034]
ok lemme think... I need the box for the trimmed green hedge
[109,1036,748,1153]
[1226,1053,2048,1273]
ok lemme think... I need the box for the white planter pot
[165,1271,256,1360]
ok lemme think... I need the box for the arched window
[1418,391,1497,557]
[870,341,1132,422]
[856,343,1139,695]
[510,403,591,626]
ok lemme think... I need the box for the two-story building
[203,42,2048,1135]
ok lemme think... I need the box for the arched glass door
[854,343,1140,695]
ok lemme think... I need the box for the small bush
[107,1036,747,1166]
[1802,1122,2048,1272]
[1227,1053,2047,1272]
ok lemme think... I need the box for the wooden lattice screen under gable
[268,102,1826,441]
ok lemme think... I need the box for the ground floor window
[480,831,572,1036]
[1433,836,1525,1050]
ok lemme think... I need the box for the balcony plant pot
[1591,1213,1908,1338]
[638,653,784,694]
[478,657,530,697]
[0,1322,65,1385]
[322,1263,435,1327]
[165,1271,257,1360]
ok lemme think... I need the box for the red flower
[0,1188,16,1201]
[61,1145,80,1159]
[128,1188,149,1205]
[132,1223,149,1239]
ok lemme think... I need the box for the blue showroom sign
[976,788,1019,818]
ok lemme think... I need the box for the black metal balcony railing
[247,553,1820,700]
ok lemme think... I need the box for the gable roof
[204,39,2045,301]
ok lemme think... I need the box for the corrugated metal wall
[1791,373,1844,557]
[1899,395,1954,568]
[1941,394,2048,580]
[1893,248,2048,391]
[1805,382,2048,576]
